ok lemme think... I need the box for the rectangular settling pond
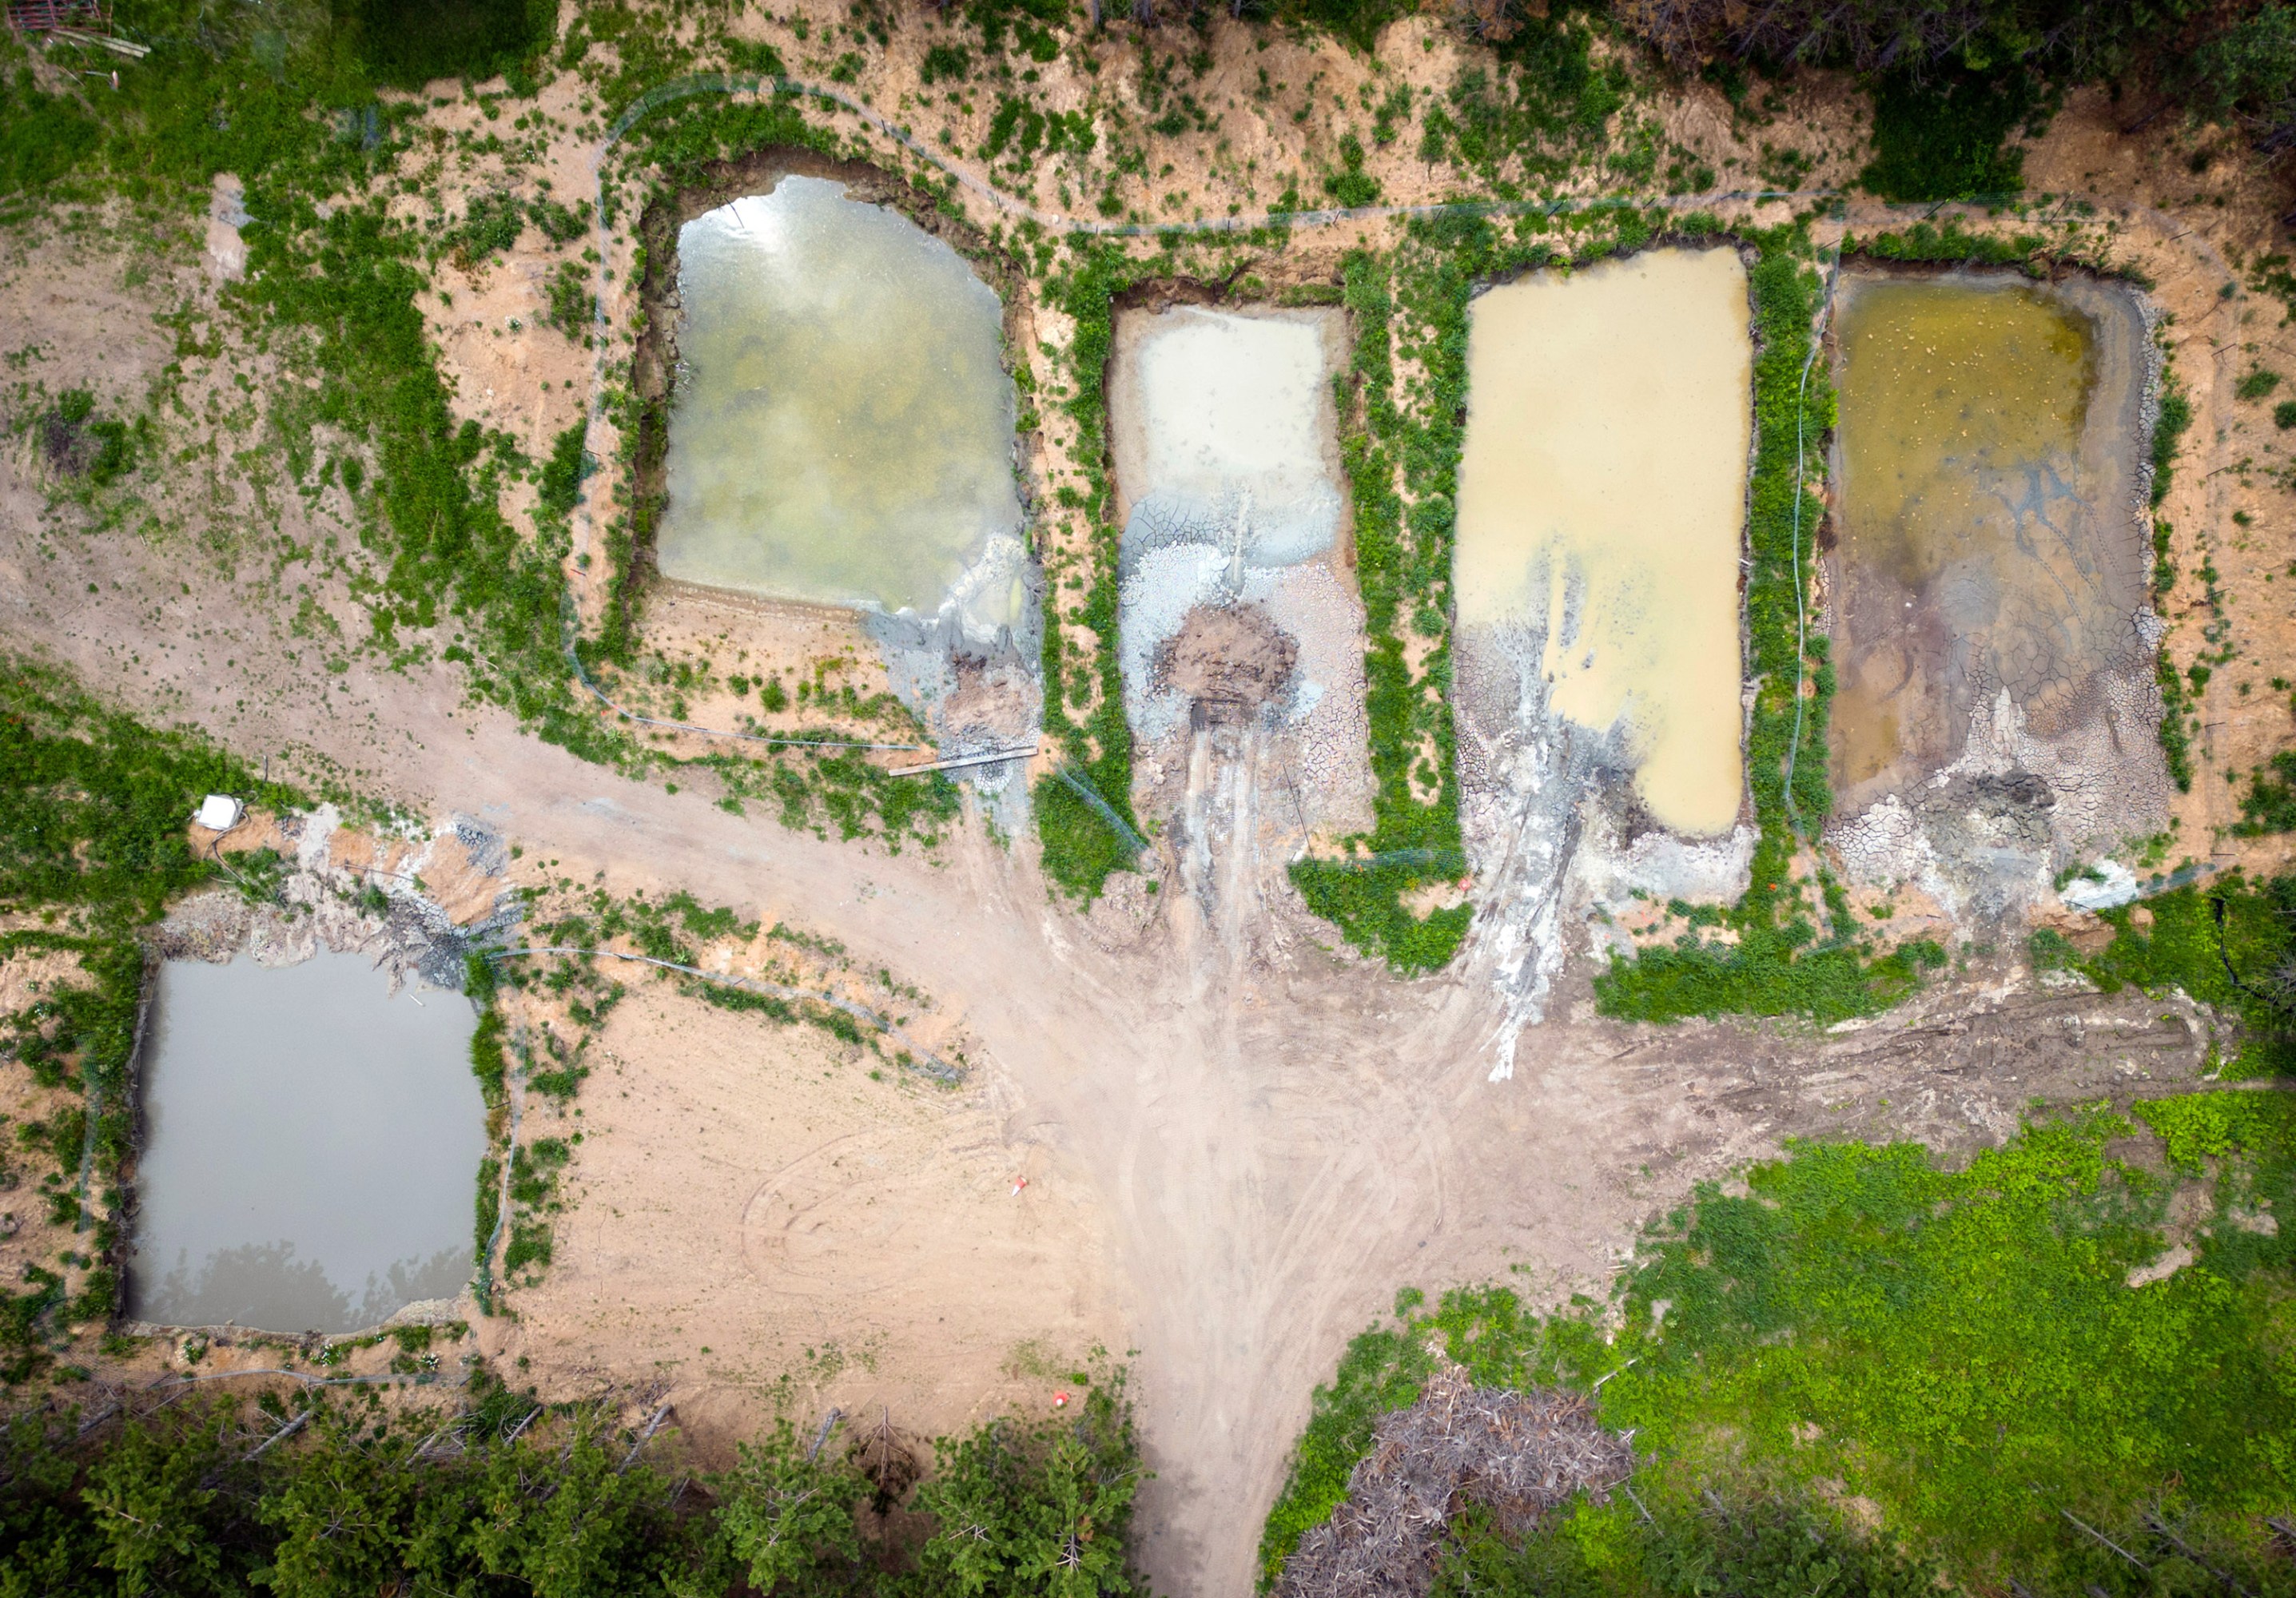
[1454,248,1752,837]
[130,952,483,1334]
[1828,269,2152,814]
[656,174,1025,630]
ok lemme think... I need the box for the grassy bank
[1261,1097,2296,1593]
[1591,233,1944,1024]
[1033,243,1151,901]
[0,658,297,1381]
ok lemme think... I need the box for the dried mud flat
[2,40,2295,1598]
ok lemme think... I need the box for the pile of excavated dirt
[1154,602,1299,723]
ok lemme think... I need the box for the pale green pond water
[656,176,1024,623]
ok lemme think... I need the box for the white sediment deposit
[1108,304,1373,926]
[1452,249,1754,1070]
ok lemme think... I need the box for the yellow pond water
[1830,274,2138,801]
[657,176,1022,618]
[1454,249,1751,836]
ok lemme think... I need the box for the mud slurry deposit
[1453,249,1757,1059]
[1825,269,2166,918]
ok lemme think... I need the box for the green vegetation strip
[1030,243,1151,901]
[0,1366,1142,1596]
[1261,1094,2296,1594]
[2037,870,2296,1077]
[1594,233,1941,1024]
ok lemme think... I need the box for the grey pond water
[130,952,484,1334]
[657,175,1025,623]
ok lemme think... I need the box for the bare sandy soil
[0,621,2230,1592]
[4,21,2296,1598]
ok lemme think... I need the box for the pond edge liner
[485,945,965,1084]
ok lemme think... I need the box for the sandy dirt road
[6,600,2210,1593]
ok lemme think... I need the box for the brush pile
[1277,1360,1637,1598]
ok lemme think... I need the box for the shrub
[349,0,556,90]
[1861,67,2029,202]
[2151,372,2194,506]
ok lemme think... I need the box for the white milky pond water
[130,952,483,1333]
[658,175,1025,629]
[1454,248,1752,836]
[1112,306,1343,570]
[1110,305,1348,741]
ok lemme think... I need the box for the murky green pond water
[130,953,483,1333]
[656,176,1024,623]
[1829,272,2148,804]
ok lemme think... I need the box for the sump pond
[656,173,1025,631]
[1827,269,2155,817]
[130,952,483,1334]
[1453,248,1753,837]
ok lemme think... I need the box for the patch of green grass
[2234,749,2296,835]
[1265,1103,2296,1594]
[0,68,97,197]
[2238,366,2284,401]
[2075,873,2296,1075]
[1850,216,2041,266]
[2152,368,2195,507]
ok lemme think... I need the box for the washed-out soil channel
[1823,264,2165,915]
[127,951,483,1334]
